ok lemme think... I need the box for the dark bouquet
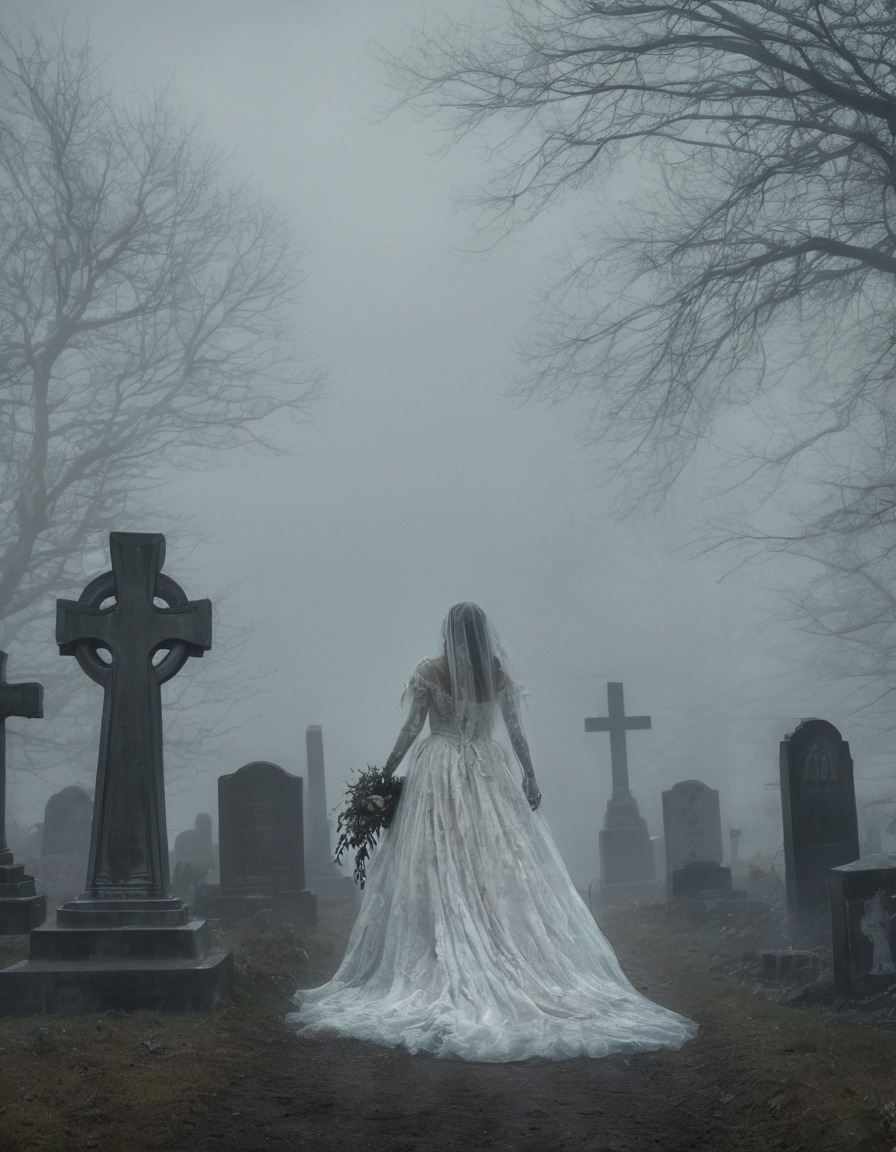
[334,766,404,888]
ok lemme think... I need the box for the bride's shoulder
[414,656,447,688]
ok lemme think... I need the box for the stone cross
[585,682,651,811]
[57,533,211,900]
[0,652,43,866]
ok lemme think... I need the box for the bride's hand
[523,775,541,811]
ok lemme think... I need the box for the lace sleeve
[384,668,430,777]
[499,680,537,781]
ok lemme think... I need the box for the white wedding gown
[287,664,697,1062]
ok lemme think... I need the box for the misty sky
[7,0,892,888]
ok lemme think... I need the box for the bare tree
[391,0,896,695]
[0,28,322,799]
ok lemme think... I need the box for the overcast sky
[7,0,891,887]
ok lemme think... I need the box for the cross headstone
[210,761,315,927]
[586,682,658,903]
[0,652,46,934]
[780,718,860,917]
[0,533,233,1014]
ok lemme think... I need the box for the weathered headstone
[830,854,896,998]
[211,761,316,927]
[304,726,356,903]
[42,786,93,860]
[662,779,730,899]
[586,682,660,905]
[173,813,216,880]
[780,718,860,917]
[36,785,94,911]
[0,533,233,1014]
[0,653,46,934]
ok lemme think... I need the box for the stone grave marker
[830,853,896,998]
[585,682,660,905]
[780,718,860,917]
[211,760,316,927]
[37,785,94,910]
[173,812,216,881]
[304,726,356,903]
[662,779,732,899]
[0,532,233,1014]
[0,653,46,934]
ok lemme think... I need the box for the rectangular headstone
[780,719,860,916]
[213,761,315,927]
[662,779,723,880]
[830,854,896,998]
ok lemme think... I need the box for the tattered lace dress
[287,663,697,1062]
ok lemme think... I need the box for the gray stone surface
[304,726,356,904]
[0,652,46,934]
[0,533,231,1013]
[213,761,316,928]
[780,718,860,916]
[41,785,93,860]
[829,853,896,998]
[173,813,216,880]
[662,779,723,895]
[586,682,656,900]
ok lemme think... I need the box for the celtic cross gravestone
[0,533,233,1014]
[0,652,46,934]
[586,682,658,904]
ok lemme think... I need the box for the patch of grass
[0,903,358,1152]
[600,902,896,1152]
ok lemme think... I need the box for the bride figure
[287,602,697,1061]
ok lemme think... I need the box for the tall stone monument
[304,725,356,903]
[780,718,859,917]
[586,682,660,905]
[0,533,233,1013]
[0,653,46,934]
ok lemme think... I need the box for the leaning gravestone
[173,812,216,881]
[211,761,316,928]
[662,779,731,899]
[780,718,860,917]
[829,854,896,998]
[0,652,46,934]
[0,532,233,1014]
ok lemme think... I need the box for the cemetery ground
[1,899,896,1152]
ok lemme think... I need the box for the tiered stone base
[0,897,233,1015]
[0,859,47,935]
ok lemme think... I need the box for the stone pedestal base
[599,820,656,887]
[308,874,358,904]
[0,897,233,1015]
[207,889,317,929]
[594,879,665,909]
[0,860,47,935]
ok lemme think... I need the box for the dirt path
[2,903,895,1152]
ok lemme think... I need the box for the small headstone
[829,853,896,998]
[729,828,742,867]
[780,719,860,916]
[662,780,723,896]
[211,761,315,927]
[41,786,93,860]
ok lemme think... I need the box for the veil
[442,602,504,737]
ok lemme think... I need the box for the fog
[6,0,894,890]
